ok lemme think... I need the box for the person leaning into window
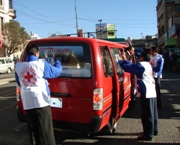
[15,45,62,145]
[118,51,158,141]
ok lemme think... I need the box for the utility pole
[75,0,78,36]
[98,19,102,38]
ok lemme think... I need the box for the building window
[158,29,161,37]
[176,5,180,13]
[0,0,2,5]
[9,0,13,9]
[161,25,165,35]
[0,17,3,31]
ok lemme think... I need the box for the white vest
[140,62,156,98]
[16,60,50,110]
[150,53,164,78]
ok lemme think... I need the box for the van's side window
[110,48,124,76]
[100,46,113,76]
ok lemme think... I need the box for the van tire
[7,68,12,74]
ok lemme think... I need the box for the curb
[0,78,15,85]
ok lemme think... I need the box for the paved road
[54,69,180,145]
[0,71,15,85]
[0,69,179,145]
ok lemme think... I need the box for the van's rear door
[37,42,94,124]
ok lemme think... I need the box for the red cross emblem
[21,67,37,86]
[24,72,33,82]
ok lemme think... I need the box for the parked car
[0,57,14,74]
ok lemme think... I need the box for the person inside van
[118,51,158,141]
[15,44,62,145]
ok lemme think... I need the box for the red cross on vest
[24,72,33,82]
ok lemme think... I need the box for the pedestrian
[150,46,164,109]
[118,51,158,141]
[15,44,62,145]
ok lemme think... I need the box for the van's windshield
[37,43,92,78]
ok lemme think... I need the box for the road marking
[0,91,16,98]
[0,102,16,112]
[0,78,15,86]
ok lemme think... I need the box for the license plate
[49,98,62,108]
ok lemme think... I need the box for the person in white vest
[15,45,62,145]
[118,51,158,141]
[150,46,164,109]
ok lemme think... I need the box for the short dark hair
[27,45,39,55]
[151,46,157,51]
[140,51,151,62]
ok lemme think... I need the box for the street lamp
[98,19,102,38]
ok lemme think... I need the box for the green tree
[2,20,29,57]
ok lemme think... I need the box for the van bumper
[53,115,102,134]
[16,105,27,122]
[16,105,102,133]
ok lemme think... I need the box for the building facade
[0,0,16,57]
[95,23,116,39]
[157,0,180,49]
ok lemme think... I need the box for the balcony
[0,5,4,13]
[9,9,16,19]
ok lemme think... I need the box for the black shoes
[137,136,152,141]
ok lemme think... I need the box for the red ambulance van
[16,37,135,134]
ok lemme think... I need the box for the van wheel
[7,68,12,74]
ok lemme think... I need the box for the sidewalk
[161,69,180,95]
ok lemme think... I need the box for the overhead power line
[14,1,49,18]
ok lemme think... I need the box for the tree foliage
[2,20,29,57]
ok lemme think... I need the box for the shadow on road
[54,130,179,145]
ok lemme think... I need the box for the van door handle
[119,77,124,82]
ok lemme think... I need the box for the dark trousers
[140,94,158,138]
[26,106,56,145]
[154,77,162,108]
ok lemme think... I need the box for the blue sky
[13,0,157,39]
